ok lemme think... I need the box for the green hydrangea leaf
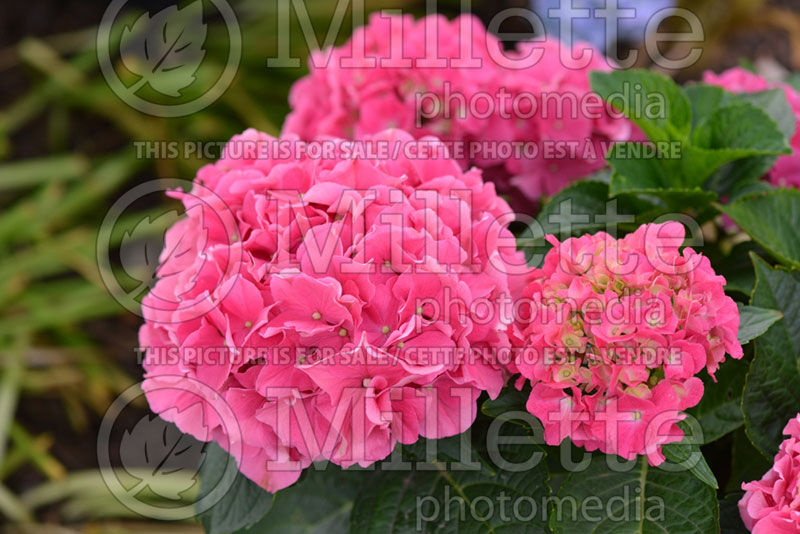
[536,180,650,238]
[198,443,274,534]
[590,70,691,144]
[737,304,783,345]
[741,254,800,457]
[719,189,800,270]
[350,428,550,533]
[550,455,719,534]
[661,421,718,489]
[233,464,364,534]
[687,356,749,444]
[690,102,790,158]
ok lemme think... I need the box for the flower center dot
[312,311,322,320]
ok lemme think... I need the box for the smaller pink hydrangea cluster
[139,128,527,492]
[739,414,800,534]
[510,222,742,462]
[283,13,631,202]
[704,67,800,188]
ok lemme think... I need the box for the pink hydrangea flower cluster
[704,67,800,188]
[509,222,742,462]
[283,13,631,202]
[139,128,527,492]
[739,414,800,533]
[284,14,500,153]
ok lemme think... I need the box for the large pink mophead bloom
[283,13,631,203]
[510,222,742,462]
[138,128,528,492]
[704,67,800,189]
[740,414,800,533]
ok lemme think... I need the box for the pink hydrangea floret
[283,13,631,202]
[510,222,742,462]
[139,128,527,492]
[739,413,800,533]
[704,67,800,188]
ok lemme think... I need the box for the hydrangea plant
[136,13,800,534]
